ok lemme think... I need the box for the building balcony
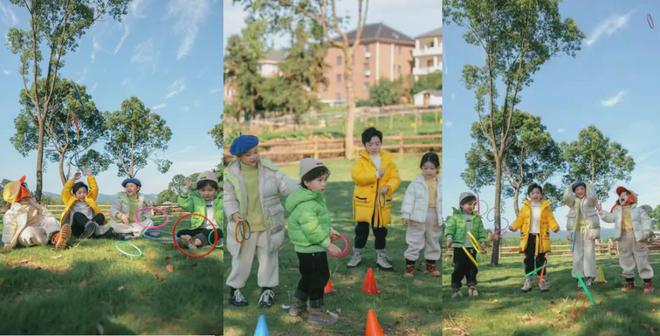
[365,51,371,58]
[413,65,442,76]
[364,69,371,77]
[412,46,442,57]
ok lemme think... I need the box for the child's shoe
[521,276,533,292]
[538,276,550,292]
[585,277,594,287]
[52,224,72,249]
[468,286,479,297]
[622,279,635,292]
[80,221,97,239]
[375,249,394,271]
[229,287,248,307]
[451,288,463,299]
[643,280,654,294]
[288,293,307,317]
[404,264,415,277]
[425,262,441,277]
[347,248,363,268]
[258,288,275,308]
[307,299,338,325]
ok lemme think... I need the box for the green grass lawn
[224,155,443,336]
[441,253,660,336]
[0,216,223,334]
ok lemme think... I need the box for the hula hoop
[525,263,547,277]
[208,229,224,247]
[115,241,143,258]
[648,13,655,29]
[143,230,173,243]
[134,206,170,230]
[576,275,597,305]
[234,220,251,244]
[329,233,352,259]
[571,292,587,321]
[172,213,219,259]
[463,246,478,267]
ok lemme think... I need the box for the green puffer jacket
[177,191,224,231]
[285,188,331,253]
[445,208,487,247]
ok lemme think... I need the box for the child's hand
[73,171,82,180]
[84,167,93,176]
[122,214,130,225]
[446,240,453,249]
[3,244,12,251]
[232,213,244,224]
[327,243,341,256]
[403,218,411,226]
[553,227,560,233]
[330,228,341,240]
[184,177,192,189]
[378,168,385,178]
[508,225,515,232]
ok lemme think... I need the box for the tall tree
[11,78,108,185]
[411,71,442,95]
[236,0,370,160]
[445,0,584,265]
[6,0,130,201]
[560,125,635,199]
[104,97,173,178]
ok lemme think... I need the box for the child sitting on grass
[60,168,108,239]
[108,178,153,240]
[176,171,223,249]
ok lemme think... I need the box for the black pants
[451,247,478,289]
[177,228,218,246]
[354,221,388,250]
[524,233,547,275]
[295,251,330,301]
[72,212,105,237]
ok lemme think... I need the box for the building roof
[339,22,414,46]
[416,27,442,39]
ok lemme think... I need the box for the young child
[445,192,487,298]
[509,183,560,292]
[563,181,600,287]
[401,152,442,277]
[2,176,70,250]
[598,186,654,293]
[224,135,298,308]
[109,178,152,239]
[60,168,106,239]
[347,127,401,271]
[176,171,223,249]
[285,158,342,325]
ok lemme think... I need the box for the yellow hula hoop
[467,232,481,254]
[463,246,479,267]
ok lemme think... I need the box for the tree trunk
[35,120,45,202]
[344,49,355,160]
[513,185,521,215]
[491,156,503,266]
[58,152,67,185]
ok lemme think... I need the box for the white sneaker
[347,248,363,268]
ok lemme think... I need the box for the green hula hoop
[115,241,143,258]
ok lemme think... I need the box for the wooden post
[399,133,404,155]
[314,136,319,159]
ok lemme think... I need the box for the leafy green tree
[104,97,173,178]
[6,0,130,201]
[369,79,405,107]
[560,125,635,199]
[445,0,584,264]
[412,71,442,95]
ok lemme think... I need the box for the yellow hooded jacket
[510,199,559,254]
[60,176,104,224]
[351,150,400,227]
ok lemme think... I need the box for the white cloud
[152,103,167,110]
[128,0,147,18]
[130,39,155,63]
[165,78,186,99]
[114,0,149,55]
[181,105,191,113]
[557,128,566,134]
[168,0,211,60]
[445,121,453,127]
[91,36,104,62]
[2,69,10,75]
[601,90,625,107]
[585,11,634,46]
[114,25,130,55]
[0,2,18,26]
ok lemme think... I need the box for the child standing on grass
[176,171,223,249]
[285,158,342,325]
[347,127,401,271]
[445,192,487,298]
[108,178,153,240]
[2,176,70,250]
[563,181,600,287]
[60,168,107,239]
[509,183,560,292]
[401,152,442,277]
[224,135,298,308]
[598,186,654,293]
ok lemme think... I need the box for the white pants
[17,217,60,247]
[572,230,597,278]
[226,231,279,289]
[618,231,654,280]
[404,208,442,261]
[106,221,150,237]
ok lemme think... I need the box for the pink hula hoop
[134,206,170,230]
[329,234,352,259]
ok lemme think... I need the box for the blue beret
[122,178,142,188]
[230,135,259,156]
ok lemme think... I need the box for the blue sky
[224,0,443,49]
[443,1,660,230]
[0,0,222,195]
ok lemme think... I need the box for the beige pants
[226,231,279,289]
[18,217,60,247]
[618,231,654,279]
[404,208,442,261]
[572,229,597,278]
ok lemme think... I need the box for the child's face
[364,136,382,155]
[239,147,260,166]
[125,183,139,196]
[199,185,218,201]
[619,191,629,205]
[461,201,475,214]
[421,162,438,178]
[75,188,88,201]
[529,189,542,201]
[575,186,586,199]
[304,174,329,193]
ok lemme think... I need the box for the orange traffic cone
[365,309,384,336]
[324,279,335,294]
[361,268,380,295]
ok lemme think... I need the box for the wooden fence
[41,203,186,221]
[223,134,442,164]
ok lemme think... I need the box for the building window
[397,45,401,54]
[336,74,342,83]
[364,82,369,91]
[336,55,342,65]
[364,62,369,70]
[427,59,433,67]
[364,45,369,53]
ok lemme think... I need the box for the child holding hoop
[285,158,342,324]
[509,183,560,292]
[224,135,298,308]
[108,177,153,239]
[176,171,223,249]
[401,152,442,277]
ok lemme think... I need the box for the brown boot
[643,280,654,294]
[621,280,634,292]
[425,262,441,277]
[52,224,71,250]
[404,264,415,277]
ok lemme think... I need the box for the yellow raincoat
[60,176,104,224]
[510,199,560,254]
[351,150,400,227]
